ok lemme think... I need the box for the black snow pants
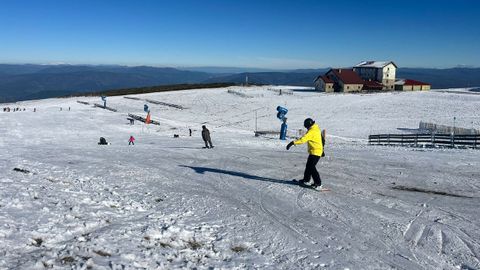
[203,139,213,148]
[303,154,321,185]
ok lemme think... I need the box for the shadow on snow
[180,165,297,186]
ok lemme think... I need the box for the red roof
[327,69,364,84]
[320,75,334,83]
[403,79,430,86]
[362,80,383,90]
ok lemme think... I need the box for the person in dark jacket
[201,125,214,149]
[98,137,108,145]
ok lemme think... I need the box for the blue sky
[0,0,479,69]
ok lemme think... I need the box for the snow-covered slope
[1,86,479,269]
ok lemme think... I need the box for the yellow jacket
[294,123,323,156]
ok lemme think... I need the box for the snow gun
[276,106,288,140]
[101,96,107,108]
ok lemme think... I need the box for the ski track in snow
[1,85,480,269]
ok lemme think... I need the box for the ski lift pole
[280,118,288,140]
[276,106,288,140]
[255,110,258,132]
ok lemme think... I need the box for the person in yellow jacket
[286,118,324,189]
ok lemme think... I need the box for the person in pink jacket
[128,136,135,145]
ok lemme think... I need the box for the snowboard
[292,179,330,191]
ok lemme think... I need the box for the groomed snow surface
[1,86,479,270]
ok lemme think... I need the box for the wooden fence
[419,121,479,135]
[93,103,118,112]
[127,113,160,125]
[123,96,141,100]
[145,99,185,109]
[369,133,479,149]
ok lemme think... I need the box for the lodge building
[314,60,430,92]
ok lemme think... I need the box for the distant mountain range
[0,64,220,102]
[205,68,480,89]
[1,64,479,102]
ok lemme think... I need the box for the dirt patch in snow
[392,185,473,198]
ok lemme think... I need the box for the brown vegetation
[70,83,236,98]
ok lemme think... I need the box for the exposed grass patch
[392,185,473,198]
[72,83,235,98]
[61,256,75,264]
[13,167,30,174]
[94,250,111,257]
[187,240,202,250]
[231,245,247,253]
[159,242,173,248]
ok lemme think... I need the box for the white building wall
[355,62,396,86]
[381,63,396,82]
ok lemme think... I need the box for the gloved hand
[286,141,294,150]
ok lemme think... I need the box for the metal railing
[368,133,479,149]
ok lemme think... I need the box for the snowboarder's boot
[299,179,312,185]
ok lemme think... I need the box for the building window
[347,86,349,90]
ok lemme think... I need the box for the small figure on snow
[201,125,214,149]
[98,137,108,145]
[286,118,324,190]
[128,135,135,145]
[189,128,192,137]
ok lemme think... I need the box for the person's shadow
[179,165,297,186]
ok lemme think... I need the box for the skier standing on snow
[286,118,324,190]
[201,125,214,149]
[128,135,135,145]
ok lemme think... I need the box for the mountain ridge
[1,64,479,102]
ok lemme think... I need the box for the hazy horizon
[1,62,479,71]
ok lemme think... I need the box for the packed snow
[1,86,479,269]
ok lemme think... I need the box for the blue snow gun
[276,106,288,121]
[144,104,150,113]
[101,96,107,108]
[276,106,288,140]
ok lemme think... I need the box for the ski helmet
[304,118,315,129]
